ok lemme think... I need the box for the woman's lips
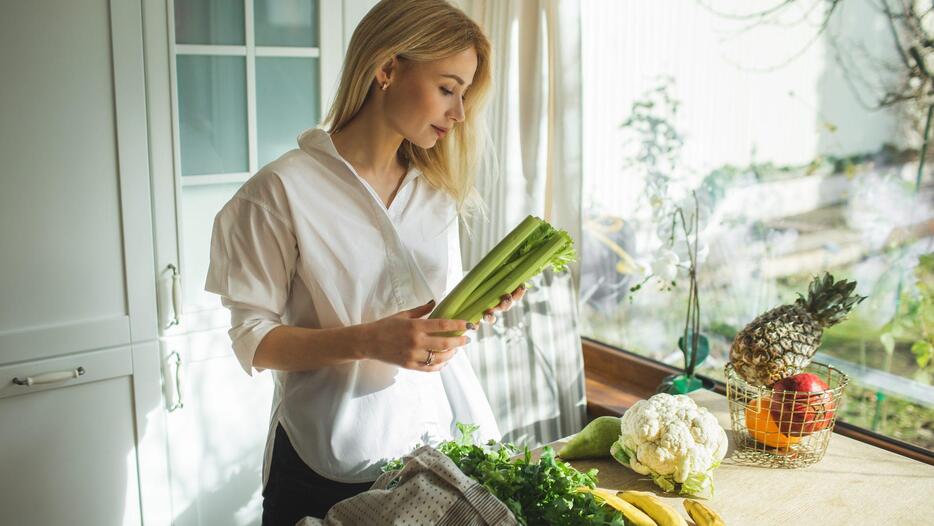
[431,125,447,138]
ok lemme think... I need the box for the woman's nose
[448,98,465,122]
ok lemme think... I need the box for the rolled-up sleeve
[205,195,297,375]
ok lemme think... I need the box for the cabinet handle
[12,367,86,387]
[166,351,184,412]
[165,263,182,329]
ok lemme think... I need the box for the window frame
[168,0,332,186]
[578,0,934,461]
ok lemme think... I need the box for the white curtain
[457,0,585,447]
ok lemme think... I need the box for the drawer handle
[12,366,86,387]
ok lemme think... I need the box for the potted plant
[656,192,710,394]
[626,191,711,394]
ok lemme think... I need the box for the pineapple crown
[795,272,867,327]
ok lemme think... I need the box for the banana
[683,499,726,526]
[578,487,658,526]
[617,490,688,526]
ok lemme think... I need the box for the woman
[205,1,524,524]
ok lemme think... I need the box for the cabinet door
[161,330,274,526]
[149,0,343,336]
[0,0,157,363]
[0,348,140,525]
[0,1,170,524]
[143,1,347,524]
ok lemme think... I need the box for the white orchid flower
[651,249,680,282]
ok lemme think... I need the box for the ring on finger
[424,349,435,366]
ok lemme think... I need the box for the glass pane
[177,55,248,175]
[180,184,242,310]
[174,0,245,45]
[254,0,318,47]
[256,57,320,166]
[580,2,934,451]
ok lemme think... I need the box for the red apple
[770,373,836,436]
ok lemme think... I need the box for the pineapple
[730,273,866,386]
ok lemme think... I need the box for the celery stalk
[455,231,573,324]
[456,250,534,312]
[454,219,567,311]
[430,215,542,320]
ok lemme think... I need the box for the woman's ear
[375,56,398,88]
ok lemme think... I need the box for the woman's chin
[410,136,439,149]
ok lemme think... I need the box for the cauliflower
[610,393,728,497]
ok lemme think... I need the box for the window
[579,1,933,452]
[169,0,323,319]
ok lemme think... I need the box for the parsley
[382,423,627,525]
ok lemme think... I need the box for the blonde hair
[323,0,492,213]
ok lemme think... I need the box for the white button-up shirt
[205,128,501,483]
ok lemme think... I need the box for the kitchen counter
[548,390,934,525]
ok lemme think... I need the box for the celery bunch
[431,215,576,328]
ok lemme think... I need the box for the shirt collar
[297,127,422,184]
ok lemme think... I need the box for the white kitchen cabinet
[142,1,367,524]
[147,0,345,336]
[0,0,156,358]
[0,348,141,525]
[0,0,170,524]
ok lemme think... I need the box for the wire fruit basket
[725,361,848,468]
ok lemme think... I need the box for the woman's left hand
[482,284,526,324]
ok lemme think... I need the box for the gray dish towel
[296,445,517,526]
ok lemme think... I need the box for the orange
[745,397,801,448]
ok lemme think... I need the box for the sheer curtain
[457,0,585,446]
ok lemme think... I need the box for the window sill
[581,337,934,466]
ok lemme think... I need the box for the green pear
[557,416,621,459]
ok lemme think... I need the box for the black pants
[262,424,374,525]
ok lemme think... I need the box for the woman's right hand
[362,300,473,372]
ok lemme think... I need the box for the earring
[381,82,388,91]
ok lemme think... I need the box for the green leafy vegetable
[382,423,626,526]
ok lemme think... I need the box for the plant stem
[684,272,696,375]
[691,192,701,375]
[916,104,933,193]
[677,207,692,373]
[688,269,700,376]
[675,192,704,376]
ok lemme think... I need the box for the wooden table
[548,390,934,525]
